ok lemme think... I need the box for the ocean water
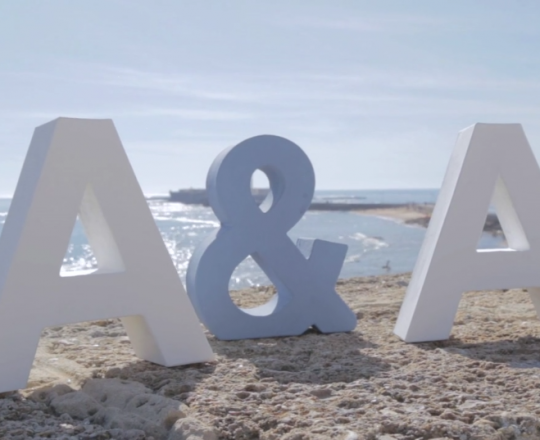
[0,190,505,289]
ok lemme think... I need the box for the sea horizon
[0,189,505,289]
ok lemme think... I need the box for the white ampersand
[186,135,357,340]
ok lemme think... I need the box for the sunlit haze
[2,1,540,195]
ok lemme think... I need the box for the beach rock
[310,388,332,399]
[92,406,165,438]
[82,378,152,408]
[125,393,189,429]
[109,429,148,440]
[28,383,75,404]
[50,390,101,419]
[8,273,540,439]
[168,417,218,440]
[80,379,189,437]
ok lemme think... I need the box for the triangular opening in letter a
[60,184,125,276]
[477,176,530,251]
[61,215,95,275]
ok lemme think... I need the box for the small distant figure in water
[382,260,391,272]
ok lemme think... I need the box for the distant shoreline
[152,194,503,234]
[356,203,503,233]
[154,192,408,212]
[150,195,502,234]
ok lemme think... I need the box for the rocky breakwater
[2,274,540,439]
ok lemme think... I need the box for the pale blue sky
[1,1,540,195]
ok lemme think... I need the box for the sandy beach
[355,204,433,227]
[2,273,540,439]
[357,204,503,233]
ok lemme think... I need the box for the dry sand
[2,274,540,439]
[355,205,433,225]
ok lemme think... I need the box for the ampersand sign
[186,135,357,340]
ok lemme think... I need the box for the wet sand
[2,274,540,439]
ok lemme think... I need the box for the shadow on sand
[209,327,391,385]
[416,335,540,368]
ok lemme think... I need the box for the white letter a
[0,118,213,392]
[395,123,540,342]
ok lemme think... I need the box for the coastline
[356,204,503,233]
[2,274,539,439]
[354,204,433,226]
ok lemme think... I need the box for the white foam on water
[153,215,219,228]
[148,201,195,214]
[344,254,362,263]
[349,232,389,250]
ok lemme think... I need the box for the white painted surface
[187,135,357,340]
[395,123,540,342]
[0,118,213,393]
